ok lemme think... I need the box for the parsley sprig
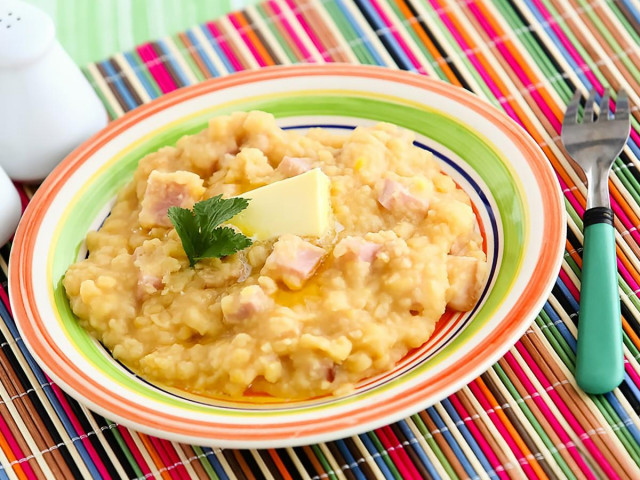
[168,195,253,267]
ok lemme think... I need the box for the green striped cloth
[24,0,255,65]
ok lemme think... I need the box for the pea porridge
[63,111,488,399]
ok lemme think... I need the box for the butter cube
[229,168,332,240]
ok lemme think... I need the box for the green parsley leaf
[197,227,253,260]
[168,195,252,267]
[166,207,199,265]
[193,195,249,232]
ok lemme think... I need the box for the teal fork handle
[576,208,623,394]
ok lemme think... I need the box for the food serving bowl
[9,64,565,448]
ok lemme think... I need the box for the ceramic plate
[10,65,565,448]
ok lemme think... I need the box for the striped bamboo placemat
[3,0,640,478]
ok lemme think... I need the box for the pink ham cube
[132,245,164,298]
[221,285,273,324]
[334,236,381,263]
[378,179,429,217]
[275,156,312,178]
[139,170,205,228]
[446,255,488,311]
[261,234,326,290]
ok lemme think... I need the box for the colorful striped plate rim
[9,64,565,448]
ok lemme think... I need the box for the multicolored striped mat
[2,0,640,478]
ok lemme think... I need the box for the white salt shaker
[0,0,107,182]
[0,165,21,246]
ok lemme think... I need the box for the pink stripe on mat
[143,435,174,480]
[384,425,424,479]
[468,380,538,479]
[610,199,640,246]
[529,0,600,88]
[566,187,584,217]
[268,0,315,62]
[554,175,584,217]
[529,0,640,149]
[376,426,421,480]
[227,14,268,67]
[284,0,330,61]
[49,382,111,479]
[429,0,522,126]
[617,258,640,296]
[449,394,510,480]
[467,2,562,133]
[0,285,12,316]
[513,344,619,479]
[151,436,188,479]
[624,360,640,391]
[557,257,639,311]
[502,352,596,479]
[558,268,580,300]
[606,99,640,147]
[0,413,38,479]
[368,0,424,73]
[206,22,245,72]
[136,44,178,94]
[162,440,189,479]
[117,427,153,478]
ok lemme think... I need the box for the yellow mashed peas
[63,111,487,400]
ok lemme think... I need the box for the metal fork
[561,88,631,394]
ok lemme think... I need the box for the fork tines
[564,88,629,125]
